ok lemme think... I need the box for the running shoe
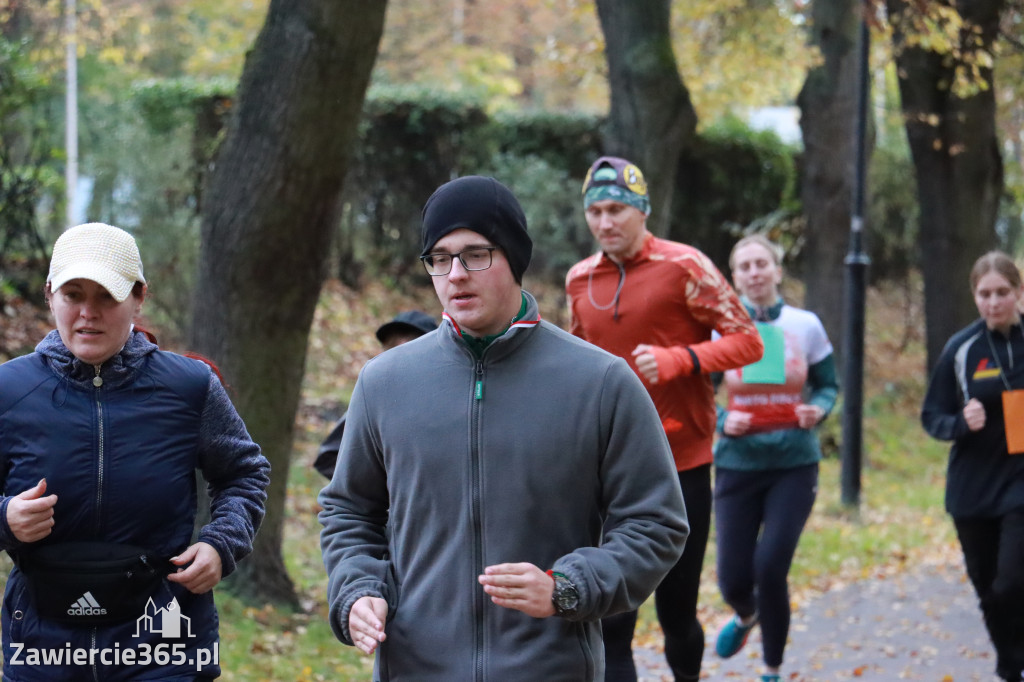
[714,613,757,658]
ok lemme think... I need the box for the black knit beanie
[420,176,532,283]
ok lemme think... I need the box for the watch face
[553,576,579,613]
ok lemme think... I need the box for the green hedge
[672,116,800,271]
[111,81,803,318]
[335,87,799,284]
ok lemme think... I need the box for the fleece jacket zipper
[471,357,486,680]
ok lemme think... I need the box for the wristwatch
[548,570,580,616]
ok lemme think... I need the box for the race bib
[1002,390,1024,455]
[741,323,785,385]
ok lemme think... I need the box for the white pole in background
[65,0,77,228]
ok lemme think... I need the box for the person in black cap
[319,175,688,680]
[313,310,438,479]
[374,310,437,347]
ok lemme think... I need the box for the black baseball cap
[375,310,438,344]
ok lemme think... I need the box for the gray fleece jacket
[319,291,688,681]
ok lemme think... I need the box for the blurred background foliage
[1,0,1022,344]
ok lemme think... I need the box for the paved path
[634,559,1001,681]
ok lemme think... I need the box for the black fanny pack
[19,542,172,625]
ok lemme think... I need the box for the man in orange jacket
[566,156,763,682]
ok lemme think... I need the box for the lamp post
[840,9,871,508]
[65,0,77,228]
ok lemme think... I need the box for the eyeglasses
[420,247,497,276]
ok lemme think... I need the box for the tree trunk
[796,0,862,358]
[189,0,387,606]
[1,1,29,39]
[887,0,1003,372]
[594,0,697,237]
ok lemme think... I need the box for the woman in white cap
[0,222,271,680]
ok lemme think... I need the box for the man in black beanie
[320,175,689,680]
[420,175,533,283]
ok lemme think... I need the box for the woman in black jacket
[921,250,1024,682]
[0,222,270,680]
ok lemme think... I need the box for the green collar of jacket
[461,293,529,357]
[742,296,784,322]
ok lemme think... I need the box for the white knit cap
[48,223,146,303]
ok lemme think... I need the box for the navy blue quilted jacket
[0,330,270,680]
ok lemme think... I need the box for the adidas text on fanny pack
[68,591,107,618]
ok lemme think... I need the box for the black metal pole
[841,12,871,508]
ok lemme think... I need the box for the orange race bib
[1002,389,1024,455]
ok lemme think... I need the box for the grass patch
[215,408,373,681]
[214,594,368,682]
